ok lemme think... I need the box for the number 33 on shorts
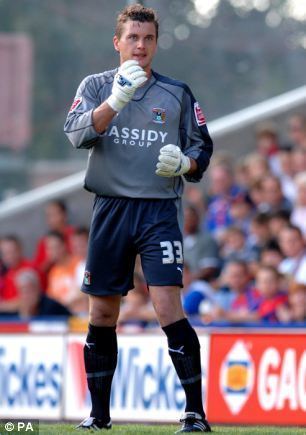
[160,240,183,264]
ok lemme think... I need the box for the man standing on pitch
[65,4,213,433]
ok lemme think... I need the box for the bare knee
[89,295,121,327]
[89,309,117,326]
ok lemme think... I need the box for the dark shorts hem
[81,286,133,297]
[147,281,183,288]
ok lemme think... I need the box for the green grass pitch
[39,423,306,434]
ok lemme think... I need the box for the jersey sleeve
[64,76,102,149]
[180,87,213,182]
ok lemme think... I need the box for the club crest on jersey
[194,102,206,126]
[152,108,166,124]
[69,97,82,113]
[83,271,91,285]
[116,74,132,88]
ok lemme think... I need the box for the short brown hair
[115,4,159,40]
[256,265,280,280]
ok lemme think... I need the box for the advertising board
[207,333,306,425]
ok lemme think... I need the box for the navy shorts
[81,196,184,296]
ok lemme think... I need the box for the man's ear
[113,35,120,52]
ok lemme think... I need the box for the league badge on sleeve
[194,102,206,126]
[83,270,91,285]
[69,97,83,113]
[152,108,166,124]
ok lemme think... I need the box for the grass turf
[38,424,306,434]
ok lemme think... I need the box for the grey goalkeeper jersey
[64,69,213,198]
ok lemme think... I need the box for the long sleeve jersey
[64,69,213,198]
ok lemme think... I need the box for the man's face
[288,116,306,146]
[45,236,67,263]
[0,240,22,268]
[114,20,157,72]
[209,166,232,196]
[224,264,249,292]
[45,203,66,230]
[183,208,199,234]
[278,228,305,258]
[256,269,278,299]
[262,178,282,206]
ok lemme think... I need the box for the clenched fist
[106,60,147,112]
[155,144,191,177]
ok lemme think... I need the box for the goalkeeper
[64,3,213,433]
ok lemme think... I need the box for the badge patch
[152,108,166,124]
[194,102,206,126]
[116,74,132,87]
[69,97,82,113]
[83,271,91,285]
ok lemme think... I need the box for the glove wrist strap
[106,94,125,113]
[176,154,191,175]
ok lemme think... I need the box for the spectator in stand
[70,227,90,313]
[259,241,287,289]
[33,200,75,275]
[184,203,220,282]
[0,258,6,301]
[0,235,37,313]
[287,113,306,148]
[220,226,257,265]
[277,282,306,323]
[45,231,83,313]
[15,269,71,318]
[260,241,284,269]
[255,122,280,174]
[267,210,291,242]
[292,146,306,174]
[274,144,296,203]
[254,266,288,323]
[278,225,306,286]
[288,283,306,322]
[248,213,272,259]
[184,185,206,218]
[258,174,292,214]
[244,153,270,185]
[291,172,306,236]
[234,157,250,191]
[200,261,258,323]
[211,265,287,324]
[71,227,89,287]
[204,161,243,241]
[229,192,254,235]
[183,277,217,317]
[248,179,264,210]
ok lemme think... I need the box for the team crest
[194,102,206,126]
[152,108,166,124]
[69,97,82,113]
[83,271,91,285]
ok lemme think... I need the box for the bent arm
[64,75,116,149]
[92,101,117,134]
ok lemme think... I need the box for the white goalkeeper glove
[106,60,147,112]
[155,144,191,177]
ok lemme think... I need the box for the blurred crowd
[0,113,306,327]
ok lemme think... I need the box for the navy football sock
[162,318,205,418]
[84,324,117,421]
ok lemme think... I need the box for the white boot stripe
[193,421,205,431]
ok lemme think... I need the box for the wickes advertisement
[65,334,209,422]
